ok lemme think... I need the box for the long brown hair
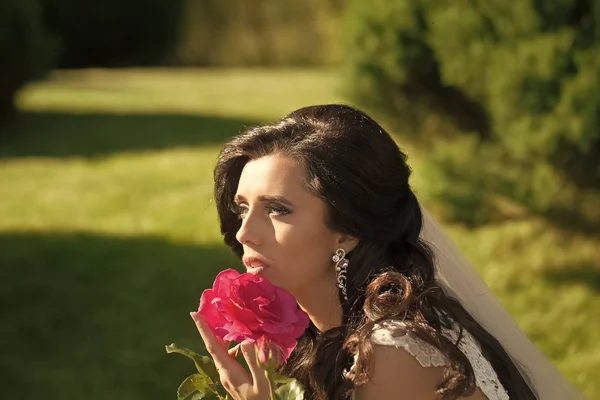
[213,104,537,399]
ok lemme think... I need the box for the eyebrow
[234,194,295,207]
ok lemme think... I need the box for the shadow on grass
[0,111,262,159]
[0,230,240,400]
[542,262,600,293]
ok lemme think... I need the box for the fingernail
[190,311,198,319]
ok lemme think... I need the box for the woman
[192,104,584,399]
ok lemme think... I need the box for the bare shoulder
[353,342,490,400]
[354,343,445,400]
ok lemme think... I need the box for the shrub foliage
[346,0,599,225]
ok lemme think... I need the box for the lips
[242,256,270,272]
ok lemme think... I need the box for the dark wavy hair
[213,104,537,399]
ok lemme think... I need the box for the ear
[335,233,359,254]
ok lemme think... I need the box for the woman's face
[233,154,344,296]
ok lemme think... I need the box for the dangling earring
[333,248,349,301]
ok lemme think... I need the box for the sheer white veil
[419,206,586,400]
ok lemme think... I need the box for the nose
[235,210,260,246]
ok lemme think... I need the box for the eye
[265,203,291,216]
[231,202,249,219]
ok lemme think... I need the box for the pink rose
[194,269,309,364]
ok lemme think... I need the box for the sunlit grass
[1,68,598,399]
[16,68,346,120]
[0,148,219,241]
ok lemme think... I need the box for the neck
[293,272,343,333]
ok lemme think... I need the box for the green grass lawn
[1,68,598,399]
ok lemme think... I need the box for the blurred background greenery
[1,0,598,399]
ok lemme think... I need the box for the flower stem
[266,369,277,399]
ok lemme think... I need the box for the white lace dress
[346,320,509,400]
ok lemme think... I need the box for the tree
[41,0,186,67]
[345,0,599,226]
[0,0,57,121]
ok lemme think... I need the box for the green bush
[0,0,57,121]
[174,0,345,66]
[41,0,186,67]
[345,0,600,225]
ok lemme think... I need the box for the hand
[191,312,272,400]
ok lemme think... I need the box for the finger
[190,312,247,380]
[241,341,271,395]
[228,343,241,358]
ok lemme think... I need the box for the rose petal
[222,319,254,342]
[199,269,310,355]
[213,269,240,297]
[198,291,227,330]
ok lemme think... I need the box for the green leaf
[270,370,295,384]
[274,380,305,400]
[177,374,213,400]
[166,343,219,382]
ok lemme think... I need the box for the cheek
[274,222,335,278]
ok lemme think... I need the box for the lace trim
[345,320,509,400]
[371,320,448,368]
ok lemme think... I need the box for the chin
[261,272,291,291]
